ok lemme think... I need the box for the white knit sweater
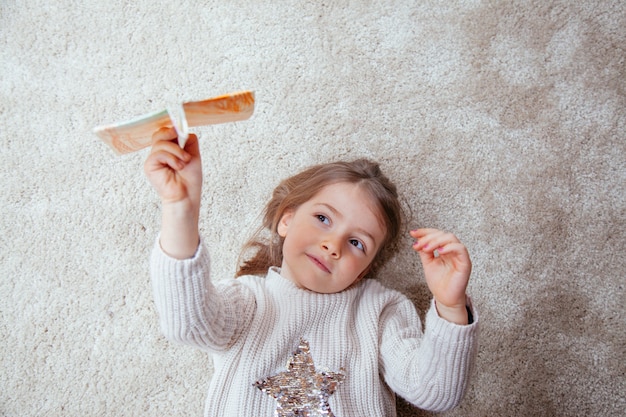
[150,239,478,416]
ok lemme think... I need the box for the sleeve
[378,297,479,412]
[149,236,256,353]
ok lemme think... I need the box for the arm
[150,238,255,352]
[145,128,254,351]
[379,298,478,412]
[378,228,476,410]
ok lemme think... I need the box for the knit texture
[2,2,624,416]
[151,240,478,416]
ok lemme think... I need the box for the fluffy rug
[1,1,624,416]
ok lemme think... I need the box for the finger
[410,228,447,249]
[145,149,186,172]
[182,133,199,157]
[436,242,470,261]
[412,231,447,252]
[439,242,473,276]
[413,242,437,263]
[413,230,460,250]
[409,228,442,239]
[151,126,178,145]
[150,138,192,161]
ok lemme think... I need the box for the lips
[306,254,331,273]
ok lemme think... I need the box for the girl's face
[277,182,386,294]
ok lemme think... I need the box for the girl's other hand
[410,228,472,324]
[144,127,202,209]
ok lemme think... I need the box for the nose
[321,237,341,258]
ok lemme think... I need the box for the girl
[145,127,478,416]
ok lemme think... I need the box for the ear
[277,209,294,238]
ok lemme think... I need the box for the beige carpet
[1,1,624,416]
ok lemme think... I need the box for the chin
[300,281,335,294]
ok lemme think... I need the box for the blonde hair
[236,159,403,278]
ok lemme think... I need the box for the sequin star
[254,339,345,416]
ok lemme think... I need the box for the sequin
[254,339,345,416]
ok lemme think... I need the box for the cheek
[281,234,296,256]
[343,253,370,273]
[282,229,308,254]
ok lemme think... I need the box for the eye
[316,214,330,225]
[349,239,365,252]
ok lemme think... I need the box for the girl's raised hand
[144,127,202,259]
[410,228,472,324]
[144,127,202,208]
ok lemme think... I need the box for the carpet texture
[1,1,624,416]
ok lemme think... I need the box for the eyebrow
[314,203,378,246]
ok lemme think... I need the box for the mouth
[306,254,331,273]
